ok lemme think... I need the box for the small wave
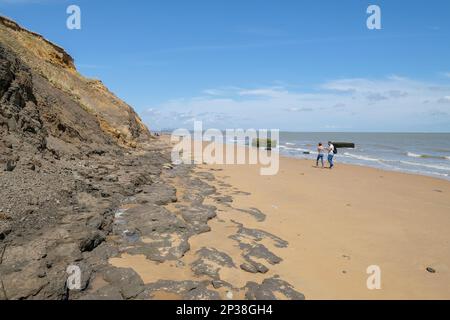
[392,167,449,178]
[400,161,450,172]
[406,152,449,160]
[279,145,310,152]
[372,144,402,151]
[343,152,380,162]
[279,145,294,150]
[406,152,422,158]
[285,142,296,146]
[279,145,318,156]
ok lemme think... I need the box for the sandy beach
[108,140,450,300]
[195,155,450,299]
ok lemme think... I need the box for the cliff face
[0,16,150,150]
[0,17,159,300]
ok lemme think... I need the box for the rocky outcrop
[0,16,150,147]
[0,16,153,300]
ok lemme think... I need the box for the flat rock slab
[228,221,288,273]
[99,267,145,299]
[231,222,288,248]
[191,247,236,279]
[236,207,266,222]
[134,183,177,206]
[245,277,305,300]
[137,279,217,300]
[113,204,190,262]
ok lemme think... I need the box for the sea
[275,132,450,180]
[170,130,450,181]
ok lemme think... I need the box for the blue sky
[1,0,450,132]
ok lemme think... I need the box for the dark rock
[102,267,145,299]
[114,204,190,261]
[105,175,118,183]
[211,280,225,289]
[240,263,258,274]
[71,262,93,291]
[101,191,110,198]
[236,207,266,222]
[243,243,282,265]
[0,228,11,241]
[1,262,49,300]
[196,172,215,181]
[80,285,123,300]
[240,261,269,274]
[245,277,305,300]
[245,281,276,300]
[230,222,288,248]
[5,160,16,172]
[82,243,119,268]
[191,247,236,278]
[123,229,140,243]
[79,231,106,252]
[426,267,436,273]
[138,183,177,206]
[36,269,47,278]
[86,215,104,230]
[214,195,233,203]
[183,286,221,300]
[139,280,206,300]
[181,205,217,232]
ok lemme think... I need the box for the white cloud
[238,87,288,98]
[143,76,450,132]
[437,96,450,104]
[285,107,313,112]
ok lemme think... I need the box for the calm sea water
[275,133,450,180]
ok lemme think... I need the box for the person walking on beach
[316,143,325,168]
[327,141,335,169]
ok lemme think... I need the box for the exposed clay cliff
[0,16,150,148]
[0,16,157,299]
